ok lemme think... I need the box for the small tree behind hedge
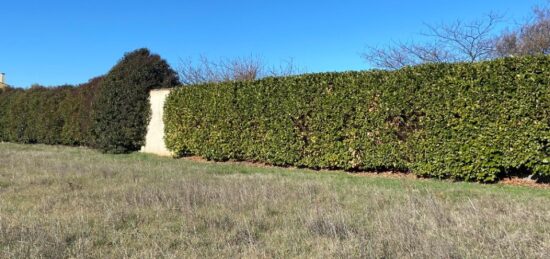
[92,48,179,153]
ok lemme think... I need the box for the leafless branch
[362,12,503,69]
[422,12,503,62]
[178,55,302,85]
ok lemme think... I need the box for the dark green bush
[91,48,179,153]
[59,76,103,146]
[165,56,550,182]
[0,88,26,142]
[0,78,101,146]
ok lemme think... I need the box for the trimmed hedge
[165,56,550,182]
[91,48,180,153]
[0,77,102,146]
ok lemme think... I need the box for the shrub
[0,76,104,146]
[91,48,180,153]
[0,87,25,142]
[1,86,71,145]
[165,56,550,182]
[59,76,104,146]
[409,57,550,181]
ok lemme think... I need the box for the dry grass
[0,143,549,258]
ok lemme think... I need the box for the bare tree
[363,13,503,69]
[496,5,550,57]
[266,57,300,77]
[363,41,454,70]
[178,55,301,85]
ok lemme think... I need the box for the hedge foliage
[91,48,180,153]
[165,56,550,182]
[0,77,102,146]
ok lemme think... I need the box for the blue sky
[0,0,545,87]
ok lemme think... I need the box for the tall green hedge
[164,56,550,182]
[0,77,102,146]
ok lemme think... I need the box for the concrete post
[141,88,173,156]
[0,73,5,89]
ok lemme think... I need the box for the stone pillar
[0,73,5,89]
[141,88,173,156]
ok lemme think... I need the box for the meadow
[0,143,549,258]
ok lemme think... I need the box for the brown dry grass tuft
[0,143,549,258]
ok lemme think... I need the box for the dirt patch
[184,156,278,169]
[351,171,418,179]
[185,156,209,163]
[500,177,550,189]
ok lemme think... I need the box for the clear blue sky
[0,0,545,87]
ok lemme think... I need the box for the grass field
[0,143,549,258]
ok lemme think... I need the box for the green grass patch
[0,142,549,258]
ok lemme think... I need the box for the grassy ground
[0,143,549,258]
